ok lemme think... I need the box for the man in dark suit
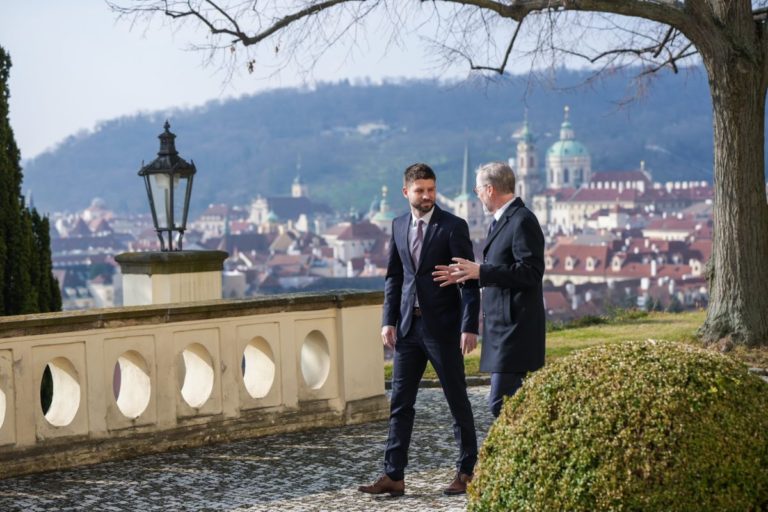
[358,163,480,497]
[434,161,545,418]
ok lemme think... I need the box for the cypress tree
[0,46,60,315]
[31,208,60,312]
[17,206,36,314]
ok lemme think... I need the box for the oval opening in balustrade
[113,351,151,419]
[301,330,330,390]
[241,337,275,399]
[40,358,81,427]
[0,386,6,430]
[180,343,214,408]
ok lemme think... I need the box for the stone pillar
[115,251,228,306]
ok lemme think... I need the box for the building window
[563,168,570,184]
[565,256,575,271]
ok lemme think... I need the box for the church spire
[461,142,469,196]
[520,108,534,143]
[560,105,575,140]
[379,185,390,213]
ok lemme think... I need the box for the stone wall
[0,290,388,478]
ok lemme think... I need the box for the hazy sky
[1,1,466,160]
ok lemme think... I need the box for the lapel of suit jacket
[394,214,415,272]
[415,205,441,272]
[483,197,524,255]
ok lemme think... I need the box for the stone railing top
[115,250,229,275]
[0,289,384,339]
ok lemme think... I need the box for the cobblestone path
[0,386,494,511]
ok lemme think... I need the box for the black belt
[413,307,422,317]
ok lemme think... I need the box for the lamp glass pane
[150,173,181,229]
[174,175,190,230]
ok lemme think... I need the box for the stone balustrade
[0,290,388,479]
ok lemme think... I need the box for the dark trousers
[384,317,478,480]
[489,372,526,418]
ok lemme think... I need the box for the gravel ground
[0,386,494,512]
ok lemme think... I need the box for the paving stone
[0,387,494,511]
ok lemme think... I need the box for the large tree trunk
[699,53,768,346]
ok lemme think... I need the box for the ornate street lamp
[116,121,225,307]
[139,121,196,251]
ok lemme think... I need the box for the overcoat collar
[483,197,524,254]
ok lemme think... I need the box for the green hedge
[468,340,768,511]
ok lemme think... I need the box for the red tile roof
[327,221,386,241]
[546,244,610,274]
[656,264,693,279]
[606,261,653,278]
[644,217,698,231]
[543,291,569,312]
[687,239,712,262]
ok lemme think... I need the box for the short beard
[412,201,433,214]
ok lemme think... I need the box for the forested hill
[24,67,718,216]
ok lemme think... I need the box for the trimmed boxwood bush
[468,340,768,511]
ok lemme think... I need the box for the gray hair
[476,162,516,194]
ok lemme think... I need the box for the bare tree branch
[105,0,737,86]
[439,18,524,74]
[437,0,689,27]
[652,26,675,58]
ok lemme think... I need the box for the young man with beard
[358,163,480,497]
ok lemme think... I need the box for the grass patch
[384,310,707,380]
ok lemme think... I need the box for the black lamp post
[139,121,196,251]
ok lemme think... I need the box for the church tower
[291,175,308,198]
[291,155,308,197]
[545,105,591,189]
[511,113,543,204]
[371,185,397,235]
[453,143,486,241]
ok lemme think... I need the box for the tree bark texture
[699,51,768,346]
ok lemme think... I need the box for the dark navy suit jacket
[478,197,546,373]
[382,205,480,342]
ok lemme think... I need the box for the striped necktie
[411,219,424,266]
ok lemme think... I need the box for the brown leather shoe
[443,472,473,495]
[357,474,405,497]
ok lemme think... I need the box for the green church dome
[547,139,590,158]
[372,210,397,223]
[454,192,472,201]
